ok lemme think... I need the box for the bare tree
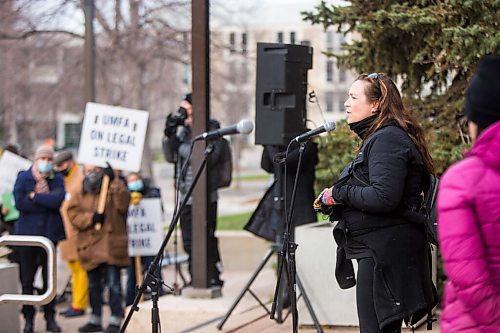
[0,0,256,172]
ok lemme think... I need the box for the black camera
[168,107,187,127]
[164,107,187,137]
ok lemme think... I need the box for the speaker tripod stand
[217,243,322,332]
[217,142,323,332]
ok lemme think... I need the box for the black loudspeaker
[255,43,313,146]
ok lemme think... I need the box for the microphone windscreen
[237,119,254,134]
[325,121,336,132]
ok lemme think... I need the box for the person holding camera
[67,163,130,333]
[163,93,225,288]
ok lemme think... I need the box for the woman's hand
[321,187,336,205]
[314,187,336,212]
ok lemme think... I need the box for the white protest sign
[127,198,164,257]
[0,151,32,202]
[77,102,149,172]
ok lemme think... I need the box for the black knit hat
[183,93,192,105]
[464,55,500,128]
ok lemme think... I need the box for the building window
[326,60,334,82]
[326,92,334,113]
[338,65,346,83]
[336,92,346,113]
[182,63,190,85]
[326,30,334,52]
[277,31,283,43]
[338,99,345,113]
[339,33,346,49]
[290,31,296,44]
[229,32,236,53]
[241,32,247,54]
[64,123,82,149]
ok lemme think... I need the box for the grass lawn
[217,211,253,230]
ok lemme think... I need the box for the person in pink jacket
[438,54,500,332]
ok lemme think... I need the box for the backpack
[421,173,440,246]
[217,138,232,188]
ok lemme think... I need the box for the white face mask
[37,160,53,173]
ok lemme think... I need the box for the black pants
[356,257,402,333]
[180,202,221,283]
[17,245,56,321]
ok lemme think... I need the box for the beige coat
[58,164,84,261]
[67,178,130,271]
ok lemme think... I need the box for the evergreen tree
[303,0,499,185]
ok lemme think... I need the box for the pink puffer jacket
[438,121,500,332]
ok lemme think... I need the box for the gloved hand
[164,114,178,137]
[130,192,143,205]
[313,187,336,214]
[92,212,105,225]
[103,162,115,182]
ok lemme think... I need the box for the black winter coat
[163,120,225,203]
[332,123,437,329]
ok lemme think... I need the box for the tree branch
[0,29,83,40]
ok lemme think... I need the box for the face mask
[37,161,53,173]
[59,168,70,177]
[83,171,103,194]
[128,180,144,192]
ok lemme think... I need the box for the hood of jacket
[469,121,500,170]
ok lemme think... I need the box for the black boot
[46,316,62,332]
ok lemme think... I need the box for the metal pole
[191,0,210,288]
[83,0,96,102]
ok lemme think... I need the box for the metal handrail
[0,235,56,305]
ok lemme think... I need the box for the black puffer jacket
[333,123,426,229]
[332,122,437,329]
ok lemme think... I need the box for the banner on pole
[77,102,149,172]
[127,198,164,257]
[0,151,32,203]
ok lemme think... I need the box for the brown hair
[357,73,435,174]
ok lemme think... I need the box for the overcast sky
[210,0,347,28]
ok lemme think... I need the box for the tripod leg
[217,248,274,330]
[296,274,323,333]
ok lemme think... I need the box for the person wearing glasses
[315,73,437,332]
[437,55,500,332]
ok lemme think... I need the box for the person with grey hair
[13,144,66,333]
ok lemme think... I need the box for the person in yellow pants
[55,150,88,317]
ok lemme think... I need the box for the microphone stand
[269,141,323,333]
[121,142,215,333]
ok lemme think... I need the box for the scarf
[348,114,378,139]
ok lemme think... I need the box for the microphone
[194,119,254,141]
[293,121,336,142]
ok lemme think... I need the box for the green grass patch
[234,173,269,182]
[217,211,253,230]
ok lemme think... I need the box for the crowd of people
[0,54,498,333]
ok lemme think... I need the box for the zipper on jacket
[353,169,370,186]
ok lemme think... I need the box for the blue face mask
[128,180,144,192]
[37,161,53,173]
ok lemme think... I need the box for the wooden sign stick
[94,174,110,231]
